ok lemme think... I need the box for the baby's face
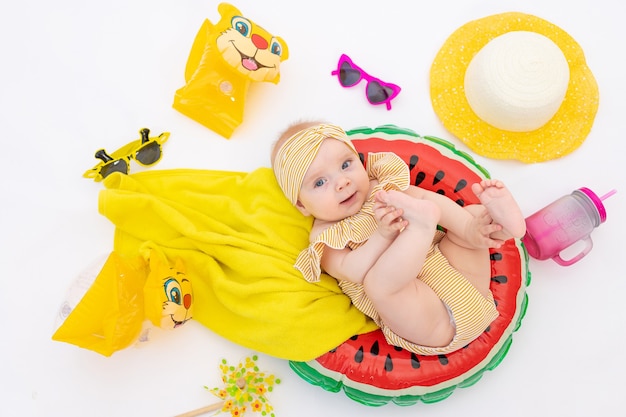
[295,138,370,222]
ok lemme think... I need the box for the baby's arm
[320,204,406,284]
[405,185,502,248]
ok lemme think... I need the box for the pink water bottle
[521,187,615,266]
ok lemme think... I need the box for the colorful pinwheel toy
[176,355,280,417]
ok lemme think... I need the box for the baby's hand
[464,209,505,248]
[373,198,407,240]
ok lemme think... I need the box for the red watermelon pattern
[289,125,530,406]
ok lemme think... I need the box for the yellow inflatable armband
[52,250,193,356]
[172,2,289,138]
[144,254,193,330]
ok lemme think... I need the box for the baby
[271,122,526,355]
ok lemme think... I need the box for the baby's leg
[439,180,525,298]
[471,179,526,239]
[438,210,492,297]
[365,190,439,295]
[365,190,455,347]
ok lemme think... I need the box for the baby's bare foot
[471,180,526,238]
[375,190,439,231]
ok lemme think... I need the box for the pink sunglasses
[331,54,401,110]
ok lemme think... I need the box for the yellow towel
[98,168,377,361]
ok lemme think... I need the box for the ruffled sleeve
[295,152,410,283]
[366,152,410,192]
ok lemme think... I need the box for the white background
[2,1,624,416]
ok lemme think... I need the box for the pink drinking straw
[600,189,617,200]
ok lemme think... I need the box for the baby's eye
[342,160,351,170]
[314,178,326,187]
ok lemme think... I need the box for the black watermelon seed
[454,179,467,193]
[436,189,445,195]
[485,325,491,333]
[491,275,508,284]
[329,348,337,353]
[393,345,403,351]
[438,355,449,365]
[384,354,393,372]
[433,170,445,184]
[409,155,418,170]
[358,153,365,164]
[456,199,465,206]
[490,252,503,261]
[355,346,364,363]
[415,171,426,186]
[410,353,421,369]
[370,340,380,356]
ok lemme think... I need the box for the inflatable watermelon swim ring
[289,125,531,407]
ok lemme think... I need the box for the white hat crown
[464,31,570,132]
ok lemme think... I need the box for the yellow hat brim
[430,12,599,163]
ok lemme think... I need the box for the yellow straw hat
[430,12,599,163]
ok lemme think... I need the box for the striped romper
[294,152,499,355]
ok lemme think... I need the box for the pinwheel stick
[175,378,246,417]
[174,402,223,417]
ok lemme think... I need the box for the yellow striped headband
[273,124,358,205]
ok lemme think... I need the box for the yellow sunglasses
[83,128,170,182]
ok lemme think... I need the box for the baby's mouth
[341,192,357,205]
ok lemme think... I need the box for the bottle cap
[578,187,607,223]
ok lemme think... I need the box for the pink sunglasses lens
[366,80,395,105]
[338,61,362,87]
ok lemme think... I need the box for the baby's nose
[336,177,351,190]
